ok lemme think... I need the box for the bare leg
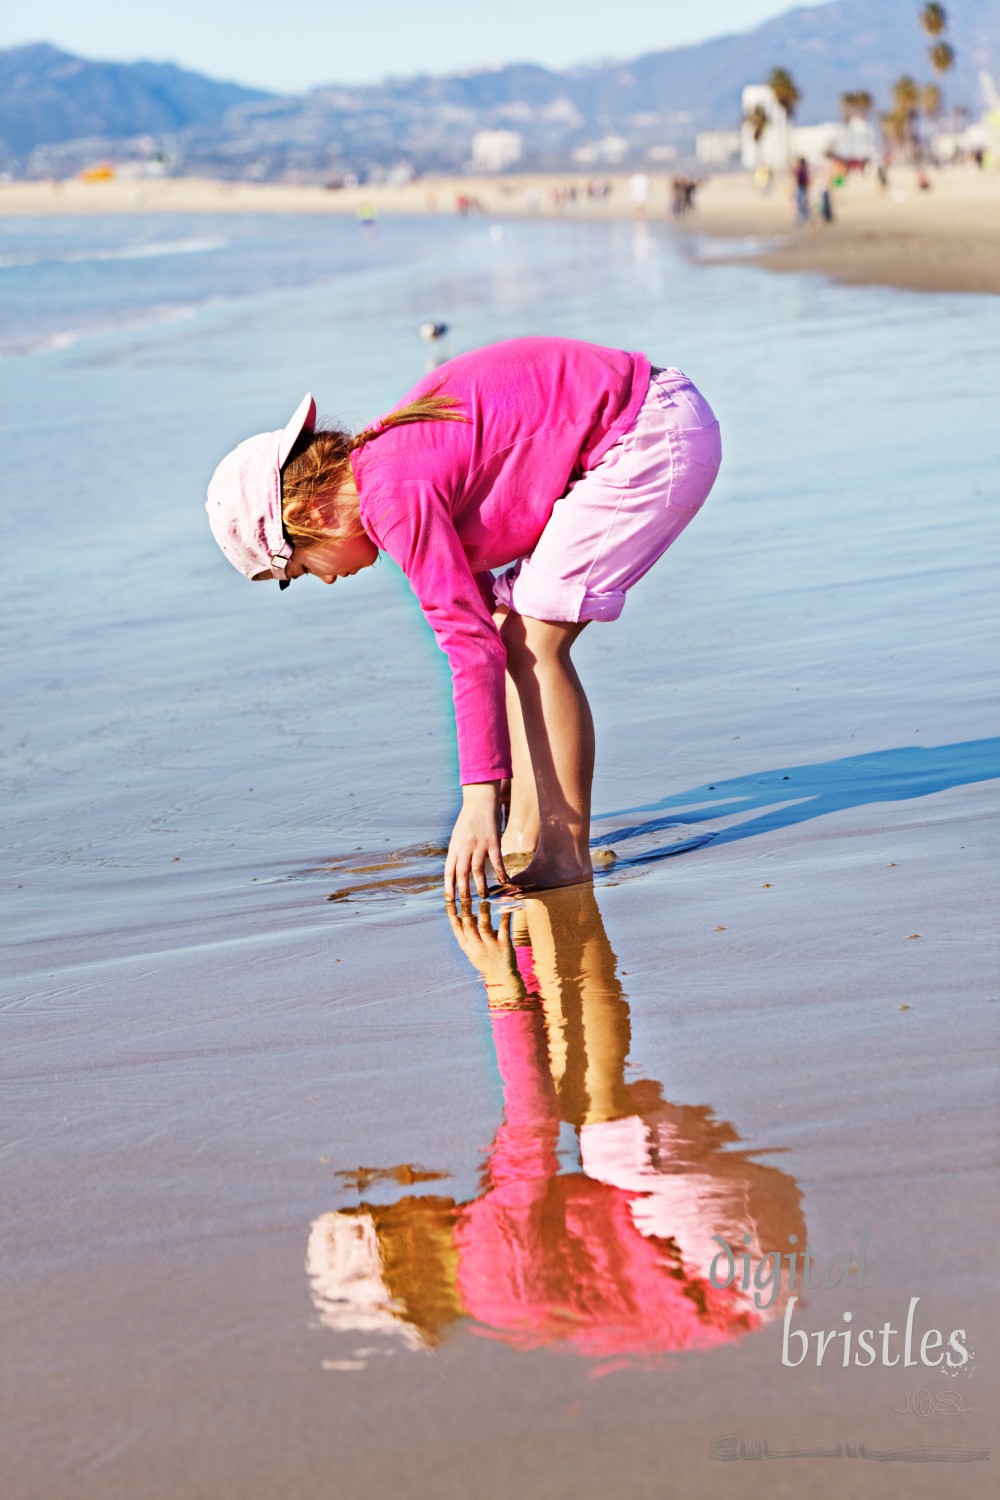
[502,669,540,861]
[499,611,594,891]
[493,606,539,862]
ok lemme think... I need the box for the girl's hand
[445,782,508,902]
[445,902,526,1006]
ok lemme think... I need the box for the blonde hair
[281,387,466,542]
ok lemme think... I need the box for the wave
[0,235,227,271]
[0,302,202,360]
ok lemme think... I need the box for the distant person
[670,174,697,217]
[793,157,811,225]
[629,172,650,215]
[206,339,722,901]
[818,156,835,223]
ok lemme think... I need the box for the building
[740,85,790,171]
[570,136,630,166]
[695,130,741,168]
[470,130,523,172]
[740,85,877,169]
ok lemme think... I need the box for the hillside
[0,43,270,165]
[3,0,996,179]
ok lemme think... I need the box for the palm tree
[746,104,773,141]
[921,83,943,119]
[767,67,801,120]
[892,75,920,117]
[743,102,770,172]
[745,102,769,143]
[919,3,947,38]
[890,75,921,157]
[840,89,874,120]
[929,40,955,74]
[881,110,909,152]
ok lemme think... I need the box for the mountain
[0,43,270,163]
[3,0,997,179]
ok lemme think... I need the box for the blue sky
[0,0,835,92]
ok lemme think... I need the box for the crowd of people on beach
[451,172,703,219]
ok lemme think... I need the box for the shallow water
[2,213,997,1497]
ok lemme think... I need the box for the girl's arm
[369,482,512,899]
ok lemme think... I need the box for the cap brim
[278,392,317,468]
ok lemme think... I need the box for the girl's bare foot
[501,854,594,894]
[498,848,535,876]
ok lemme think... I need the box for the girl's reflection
[307,886,805,1366]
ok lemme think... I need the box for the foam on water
[0,233,228,269]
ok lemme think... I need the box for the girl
[206,337,721,903]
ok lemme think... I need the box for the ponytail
[281,385,467,543]
[350,387,467,448]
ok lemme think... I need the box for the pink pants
[492,367,721,623]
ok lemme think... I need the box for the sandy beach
[2,207,997,1498]
[686,164,1000,295]
[2,162,997,294]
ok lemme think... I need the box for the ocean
[2,210,997,1498]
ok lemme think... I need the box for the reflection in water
[308,886,805,1370]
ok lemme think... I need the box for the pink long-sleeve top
[349,337,651,783]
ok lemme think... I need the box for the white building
[471,130,523,172]
[570,135,630,166]
[740,85,877,168]
[740,85,791,171]
[836,115,878,162]
[695,129,741,167]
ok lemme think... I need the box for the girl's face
[285,532,379,585]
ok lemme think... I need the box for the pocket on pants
[669,420,722,517]
[676,416,722,477]
[655,380,719,432]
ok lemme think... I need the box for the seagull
[418,321,449,342]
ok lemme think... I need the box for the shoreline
[3,152,997,1499]
[2,164,997,295]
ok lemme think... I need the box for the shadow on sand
[595,738,1000,859]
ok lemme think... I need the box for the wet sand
[685,165,1000,295]
[2,163,997,294]
[2,216,997,1497]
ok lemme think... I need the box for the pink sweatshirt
[350,337,651,782]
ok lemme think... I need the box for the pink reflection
[309,886,805,1368]
[456,1001,762,1360]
